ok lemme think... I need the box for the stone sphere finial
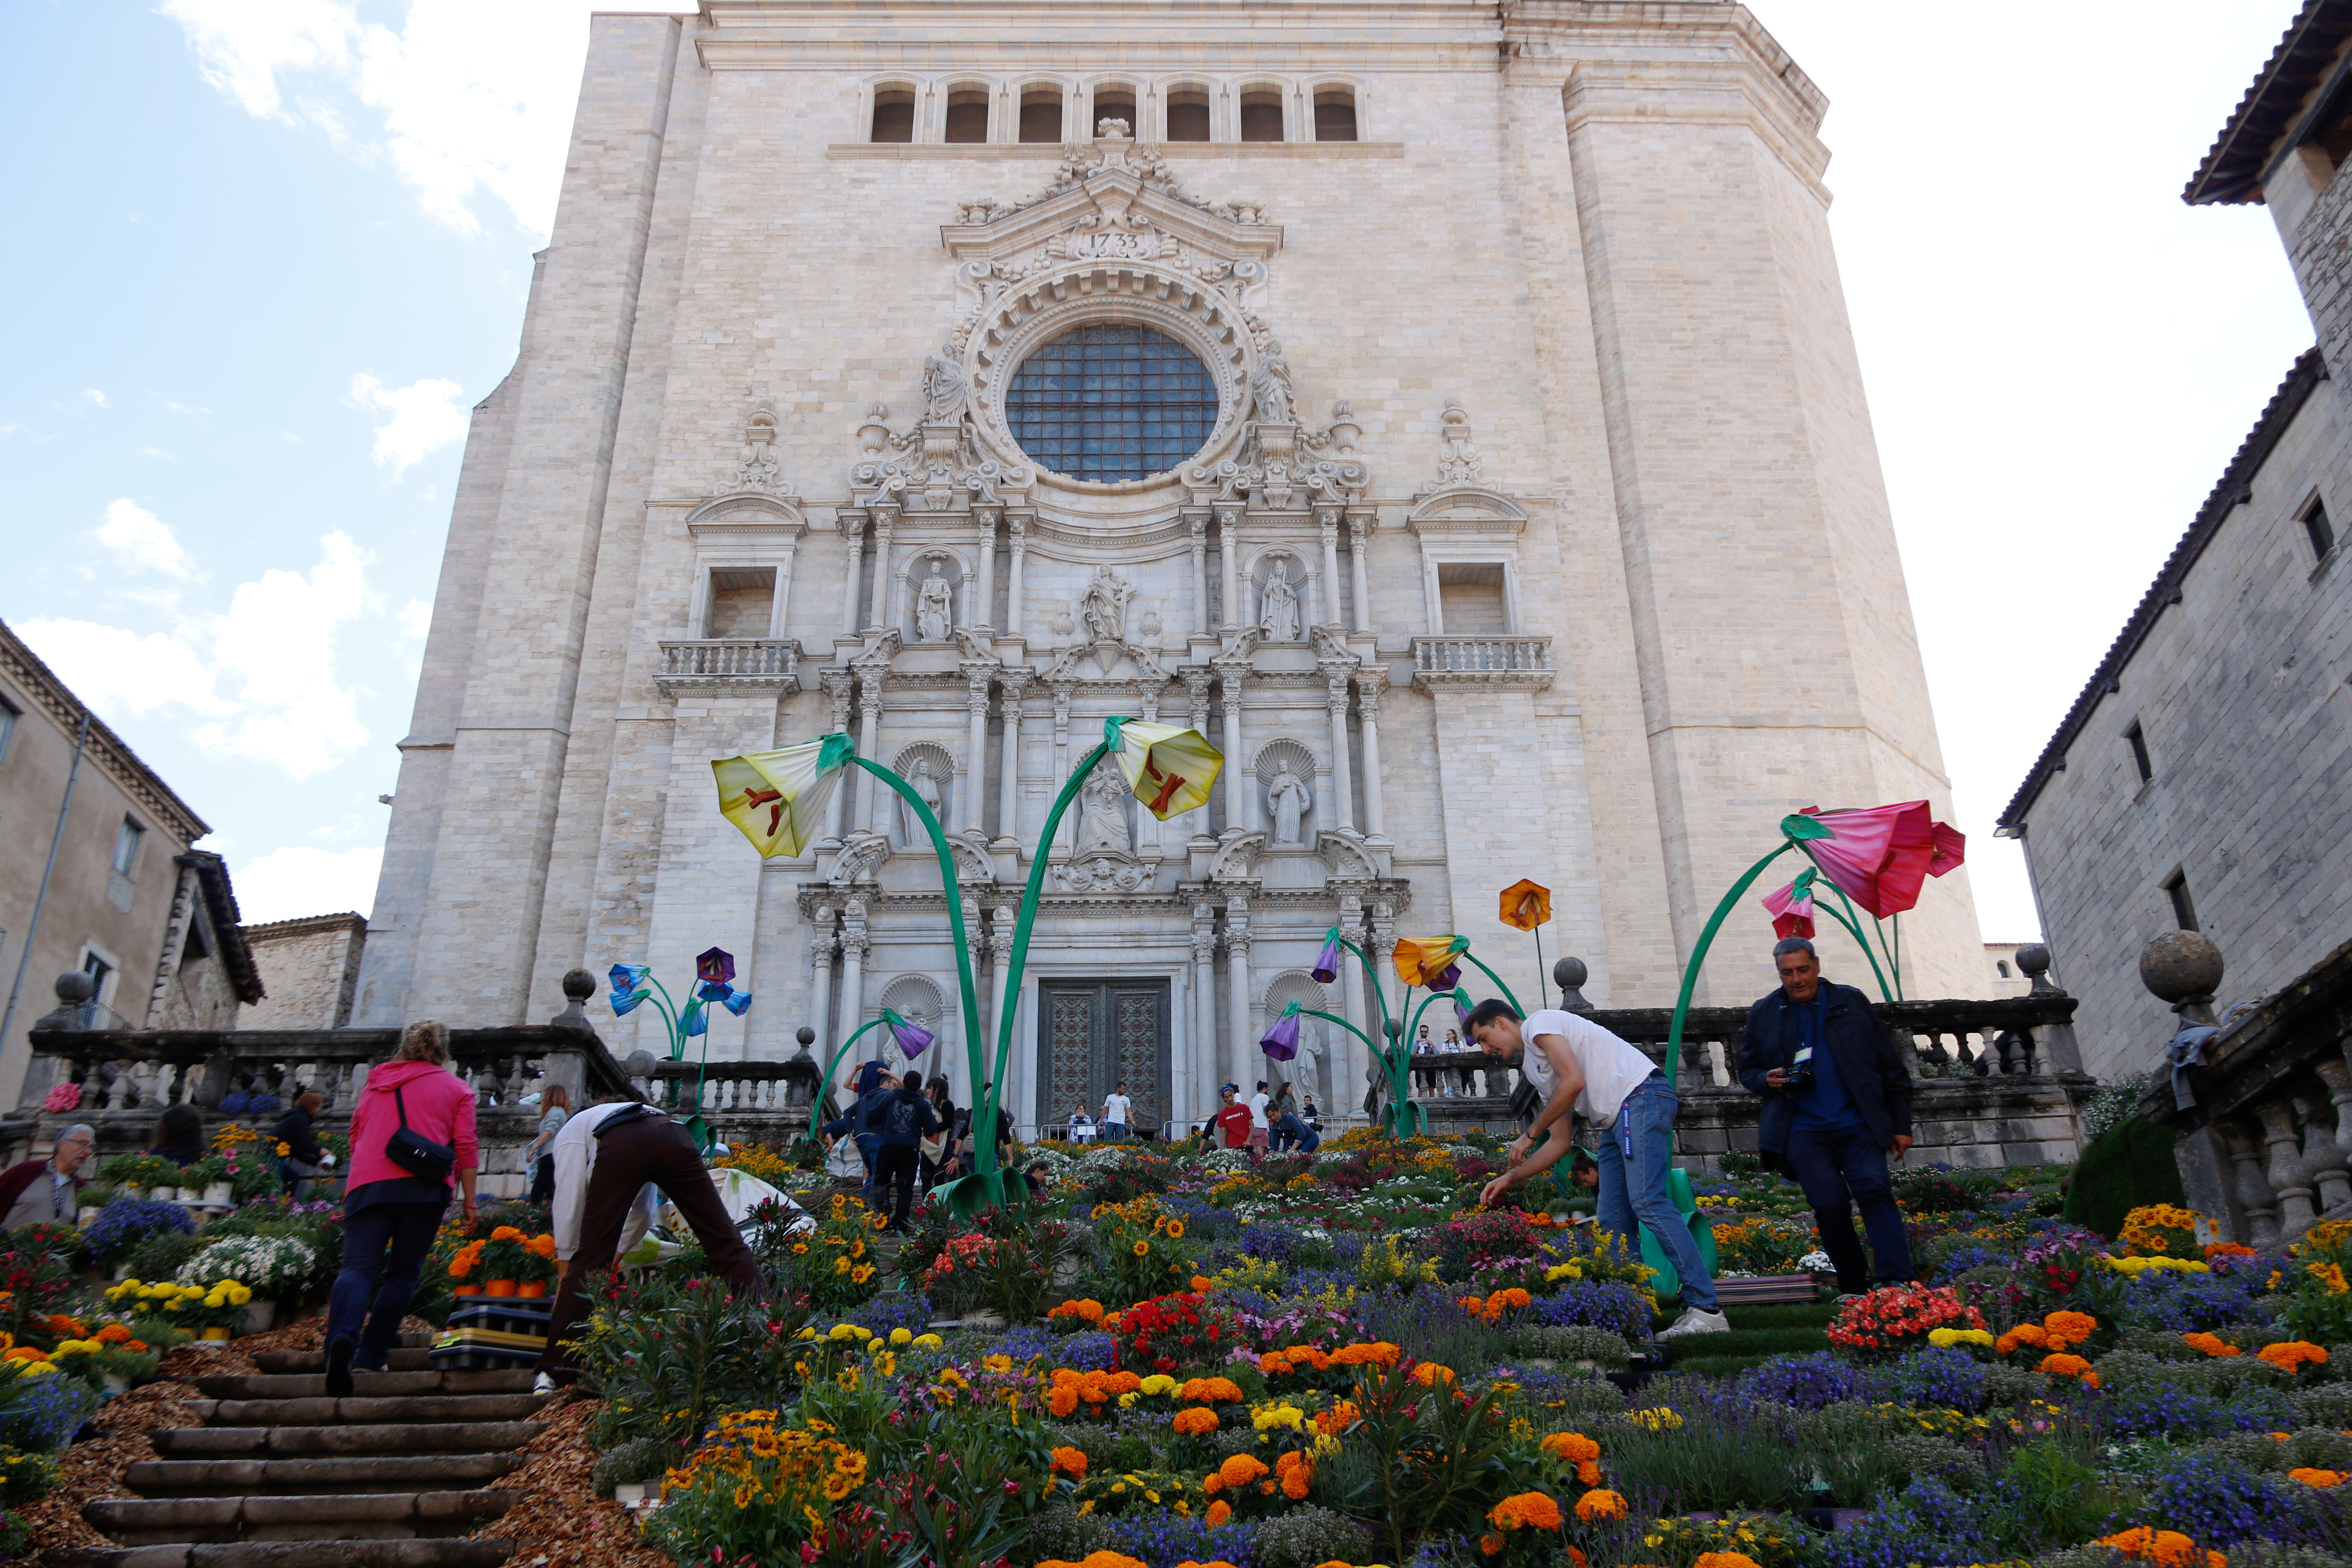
[53,972,94,1005]
[2016,943,2051,979]
[1384,1017,1402,1042]
[797,1026,816,1048]
[561,968,597,1004]
[2140,930,2224,1005]
[1553,957,1588,989]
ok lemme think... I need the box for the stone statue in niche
[1266,763,1310,848]
[922,349,970,424]
[1079,565,1133,645]
[899,757,946,846]
[915,559,955,643]
[1258,556,1302,642]
[1076,764,1132,856]
[1250,340,1295,426]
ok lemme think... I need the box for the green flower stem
[1296,1007,1376,1054]
[1667,840,1800,1061]
[1457,951,1524,1017]
[1326,930,1396,1039]
[804,1012,897,1144]
[1798,849,1897,1003]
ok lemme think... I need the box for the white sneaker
[1656,1307,1732,1339]
[532,1372,557,1395]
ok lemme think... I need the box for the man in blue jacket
[1736,937,1915,1295]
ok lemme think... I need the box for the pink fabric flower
[1761,880,1815,940]
[1795,802,1966,918]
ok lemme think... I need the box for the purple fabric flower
[888,1014,933,1058]
[1311,935,1342,986]
[1259,1009,1301,1061]
[696,947,736,985]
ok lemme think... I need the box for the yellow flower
[890,1327,913,1346]
[1133,1242,1151,1257]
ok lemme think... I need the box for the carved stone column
[1355,666,1388,839]
[1189,902,1218,1126]
[1347,511,1374,635]
[1215,501,1244,633]
[855,666,888,836]
[972,504,1000,631]
[995,671,1032,849]
[838,510,869,636]
[1335,886,1369,1119]
[867,503,898,631]
[1213,656,1250,835]
[806,905,837,1069]
[1006,513,1030,640]
[2317,1058,2352,1213]
[1224,892,1255,1095]
[961,667,993,835]
[1316,504,1343,630]
[1187,510,1211,635]
[819,669,857,844]
[1050,680,1079,855]
[1182,666,1215,843]
[835,901,870,1099]
[2257,1098,2320,1237]
[1321,661,1357,834]
[2297,1088,2352,1216]
[2223,1115,2284,1246]
[990,902,1021,1134]
[1369,897,1399,1103]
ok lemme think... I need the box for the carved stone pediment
[685,489,806,542]
[948,831,997,886]
[1407,487,1529,536]
[1316,832,1379,881]
[1049,850,1152,894]
[828,832,891,888]
[1041,638,1173,685]
[1210,831,1268,882]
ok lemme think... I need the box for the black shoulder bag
[384,1085,457,1185]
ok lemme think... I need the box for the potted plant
[446,1239,486,1297]
[74,1182,115,1227]
[96,1154,182,1201]
[479,1227,531,1297]
[174,1236,316,1333]
[107,1278,248,1343]
[181,1156,233,1207]
[81,1198,195,1278]
[517,1233,558,1299]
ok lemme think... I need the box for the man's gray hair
[58,1124,96,1144]
[1772,937,1817,960]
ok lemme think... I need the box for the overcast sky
[0,2,2317,961]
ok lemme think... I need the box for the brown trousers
[536,1115,763,1379]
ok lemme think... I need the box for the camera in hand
[1784,1047,1815,1093]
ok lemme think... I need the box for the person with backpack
[325,1020,478,1397]
[819,1062,895,1212]
[872,1070,943,1232]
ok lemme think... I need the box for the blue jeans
[1783,1122,1914,1292]
[1593,1075,1718,1312]
[327,1199,445,1368]
[854,1134,881,1211]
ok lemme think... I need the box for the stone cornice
[0,618,209,845]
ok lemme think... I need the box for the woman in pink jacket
[326,1020,478,1396]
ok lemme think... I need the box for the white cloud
[394,598,432,640]
[80,389,107,409]
[346,372,466,477]
[160,0,606,239]
[17,527,378,781]
[230,844,382,922]
[92,498,202,580]
[139,448,177,462]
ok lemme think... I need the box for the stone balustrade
[654,638,803,695]
[1409,634,1554,686]
[2139,931,2352,1246]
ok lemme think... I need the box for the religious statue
[914,561,954,643]
[1250,339,1294,426]
[1079,565,1133,645]
[1258,558,1301,642]
[1267,763,1310,847]
[1076,764,1132,856]
[899,756,946,847]
[922,349,970,424]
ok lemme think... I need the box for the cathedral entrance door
[1037,980,1170,1138]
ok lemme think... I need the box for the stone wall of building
[240,914,367,1031]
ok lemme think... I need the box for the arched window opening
[1314,88,1358,142]
[945,86,990,144]
[1005,323,1219,483]
[1092,86,1136,138]
[1019,86,1065,143]
[870,86,916,144]
[1165,86,1211,142]
[1239,88,1284,143]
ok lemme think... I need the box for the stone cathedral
[353,0,1988,1136]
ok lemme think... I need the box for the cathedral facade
[355,0,1986,1135]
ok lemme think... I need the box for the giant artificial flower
[1498,880,1551,932]
[885,1010,933,1059]
[1260,1005,1302,1063]
[1311,932,1342,986]
[696,946,736,986]
[712,732,855,859]
[1788,801,1966,919]
[1104,716,1223,820]
[1761,874,1816,940]
[1394,935,1468,990]
[608,963,652,1016]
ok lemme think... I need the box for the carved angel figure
[1250,340,1295,426]
[922,349,970,424]
[1079,565,1133,645]
[915,564,954,643]
[1258,559,1301,642]
[1076,764,1132,856]
[898,757,945,847]
[1267,765,1310,848]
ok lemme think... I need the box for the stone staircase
[52,1335,550,1568]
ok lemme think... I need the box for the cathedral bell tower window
[1004,324,1219,484]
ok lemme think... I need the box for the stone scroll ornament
[1664,801,1968,1063]
[709,717,1221,1215]
[606,946,754,1150]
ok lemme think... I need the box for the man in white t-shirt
[1467,1001,1727,1338]
[1246,1081,1273,1159]
[1100,1083,1133,1142]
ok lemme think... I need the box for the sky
[0,1,2318,952]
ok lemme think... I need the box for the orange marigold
[1692,1556,1763,1568]
[1050,1446,1089,1479]
[1313,1401,1360,1434]
[2043,1310,2098,1341]
[1410,1363,1458,1387]
[94,1325,133,1346]
[1178,1376,1244,1403]
[2258,1342,2331,1373]
[1217,1455,1270,1489]
[1172,1408,1219,1438]
[1329,1341,1403,1368]
[1480,1534,1505,1558]
[2039,1353,2094,1379]
[1206,1501,1232,1527]
[2096,1527,2223,1568]
[1577,1459,1602,1487]
[1540,1432,1600,1463]
[1047,1387,1080,1418]
[2182,1332,2240,1358]
[2290,1468,2347,1488]
[1574,1489,1626,1522]
[1488,1492,1564,1532]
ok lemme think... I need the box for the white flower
[1798,1250,1833,1271]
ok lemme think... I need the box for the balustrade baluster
[2297,1091,2352,1215]
[2223,1117,2284,1246]
[2257,1098,2319,1237]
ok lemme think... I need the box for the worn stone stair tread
[152,1420,549,1457]
[252,1338,437,1375]
[46,1538,514,1567]
[193,1371,538,1401]
[206,1394,552,1427]
[84,1490,516,1545]
[124,1455,526,1497]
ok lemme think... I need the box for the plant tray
[428,1340,543,1371]
[447,1300,553,1337]
[1712,1275,1825,1305]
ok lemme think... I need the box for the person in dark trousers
[536,1100,763,1392]
[920,1079,956,1190]
[819,1063,895,1211]
[271,1091,329,1199]
[1737,936,1917,1296]
[872,1070,943,1232]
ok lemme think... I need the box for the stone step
[153,1422,548,1459]
[47,1538,513,1568]
[124,1455,526,1498]
[85,1491,516,1546]
[193,1370,539,1401]
[205,1394,551,1427]
[254,1347,437,1375]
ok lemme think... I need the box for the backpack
[884,1094,930,1144]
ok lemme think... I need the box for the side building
[2001,1,2352,1081]
[0,620,262,1102]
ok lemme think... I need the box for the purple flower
[888,1013,933,1058]
[696,946,736,985]
[1312,934,1342,986]
[1259,1009,1301,1062]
